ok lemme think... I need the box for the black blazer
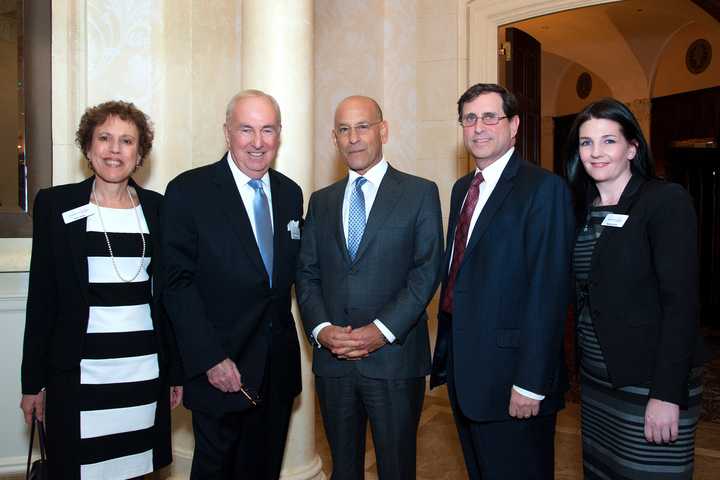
[162,156,303,415]
[21,176,180,394]
[431,152,575,422]
[296,165,444,379]
[576,175,707,406]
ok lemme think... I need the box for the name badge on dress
[601,213,628,228]
[62,204,95,224]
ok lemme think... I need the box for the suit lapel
[269,169,288,288]
[212,157,269,283]
[133,180,157,239]
[463,152,520,262]
[330,178,352,265]
[442,174,473,282]
[353,166,402,263]
[65,177,95,304]
[589,175,646,273]
[133,181,159,281]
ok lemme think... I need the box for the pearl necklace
[91,181,146,283]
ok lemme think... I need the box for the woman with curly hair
[20,101,182,479]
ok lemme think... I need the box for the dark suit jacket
[21,176,180,394]
[576,175,707,406]
[162,156,302,416]
[296,165,443,379]
[431,151,575,422]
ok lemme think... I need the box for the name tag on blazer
[62,203,95,224]
[601,213,629,228]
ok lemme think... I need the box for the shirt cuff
[512,385,545,400]
[311,322,332,348]
[373,319,396,343]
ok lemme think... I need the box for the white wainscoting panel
[0,272,30,474]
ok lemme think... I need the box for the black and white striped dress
[79,205,160,479]
[573,207,702,479]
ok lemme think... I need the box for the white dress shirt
[312,158,396,346]
[227,153,274,242]
[449,147,544,401]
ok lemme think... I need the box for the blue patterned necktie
[347,176,368,260]
[248,179,273,285]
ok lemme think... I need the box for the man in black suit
[296,96,443,479]
[430,84,574,479]
[162,90,303,479]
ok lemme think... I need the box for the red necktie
[441,172,484,314]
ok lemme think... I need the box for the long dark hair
[564,97,655,223]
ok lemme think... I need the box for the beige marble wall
[417,0,466,219]
[382,0,417,175]
[53,0,242,190]
[314,0,385,187]
[0,0,243,270]
[313,0,462,191]
[82,0,243,192]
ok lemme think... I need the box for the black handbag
[26,413,48,480]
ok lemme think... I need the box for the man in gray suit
[297,96,443,479]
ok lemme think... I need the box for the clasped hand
[317,324,387,359]
[207,358,243,392]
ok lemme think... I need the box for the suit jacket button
[343,308,349,314]
[592,309,600,317]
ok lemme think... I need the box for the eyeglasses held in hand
[239,385,260,407]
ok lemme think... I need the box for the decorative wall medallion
[576,72,592,99]
[686,39,712,75]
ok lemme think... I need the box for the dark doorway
[504,27,541,165]
[552,113,577,176]
[653,87,720,327]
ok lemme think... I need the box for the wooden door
[553,113,577,176]
[504,27,541,165]
[665,148,720,327]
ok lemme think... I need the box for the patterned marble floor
[9,390,720,480]
[315,388,720,480]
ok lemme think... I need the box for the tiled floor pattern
[313,395,720,480]
[9,394,720,479]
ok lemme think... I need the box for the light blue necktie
[347,177,368,260]
[249,179,273,285]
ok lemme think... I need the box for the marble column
[242,2,324,479]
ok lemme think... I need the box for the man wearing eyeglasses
[297,95,443,479]
[430,83,574,480]
[162,90,303,479]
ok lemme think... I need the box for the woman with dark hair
[20,101,182,479]
[565,97,706,479]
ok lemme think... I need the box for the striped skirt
[579,313,703,480]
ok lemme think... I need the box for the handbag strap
[25,413,36,479]
[25,412,47,479]
[37,415,47,461]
